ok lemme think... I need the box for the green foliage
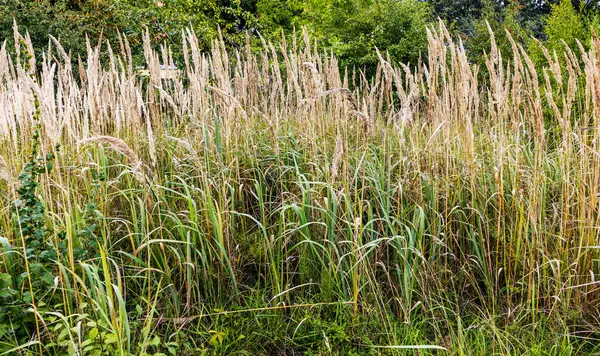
[0,0,261,67]
[2,0,600,77]
[255,0,303,38]
[298,0,431,74]
[1,0,431,74]
[544,0,588,53]
[13,128,54,260]
[1,0,133,62]
[468,1,532,69]
[527,0,600,69]
[430,0,485,34]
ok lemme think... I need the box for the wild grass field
[0,22,599,355]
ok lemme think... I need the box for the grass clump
[0,24,599,355]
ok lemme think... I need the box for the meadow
[0,22,599,354]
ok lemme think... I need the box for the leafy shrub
[467,1,532,71]
[298,0,431,73]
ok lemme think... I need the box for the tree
[0,0,264,67]
[255,0,303,39]
[467,1,532,71]
[430,0,485,35]
[543,0,588,52]
[296,0,432,73]
[0,0,131,61]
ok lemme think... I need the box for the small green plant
[1,96,59,351]
[14,133,54,257]
[12,97,58,274]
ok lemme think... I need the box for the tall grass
[0,22,599,354]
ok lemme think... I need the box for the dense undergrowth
[0,23,599,355]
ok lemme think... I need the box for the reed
[0,22,598,354]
